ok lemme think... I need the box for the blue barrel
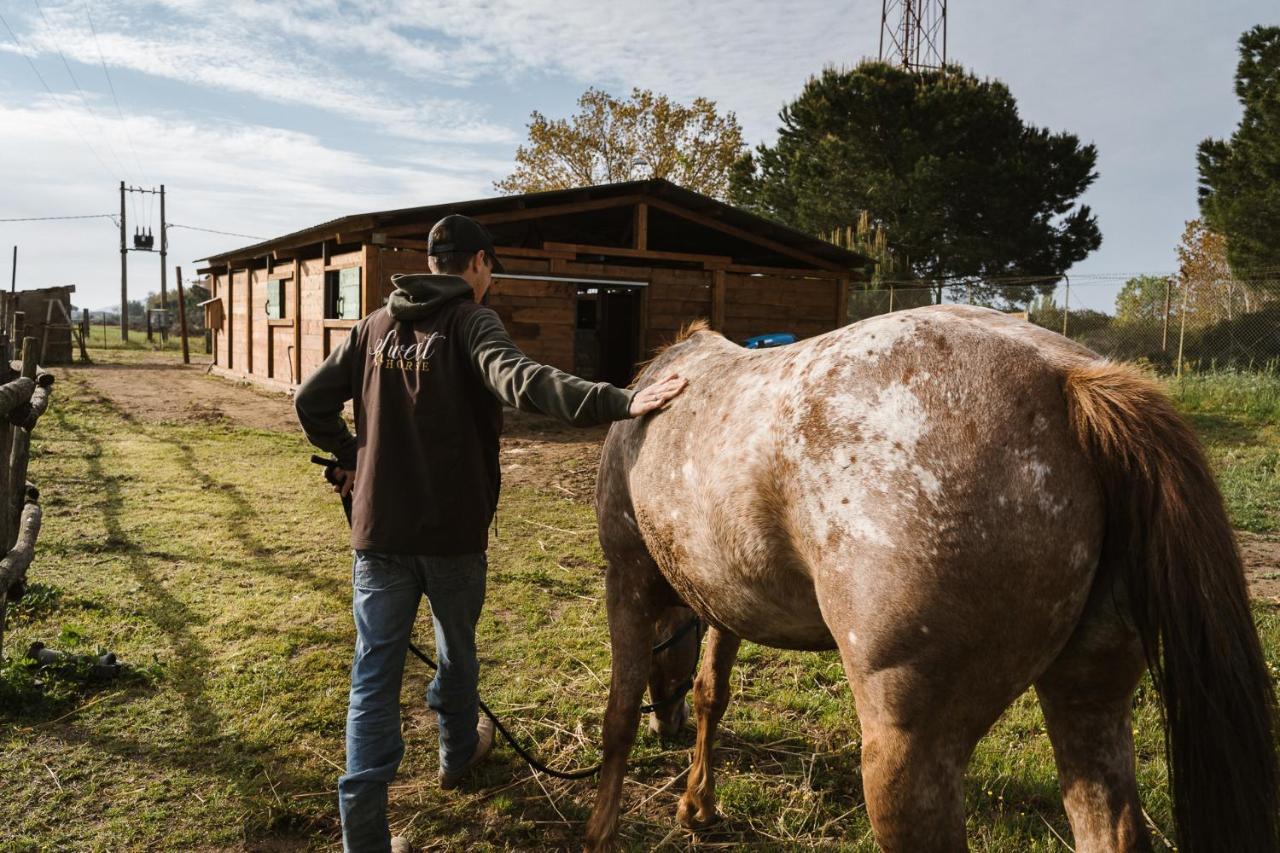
[743,332,796,349]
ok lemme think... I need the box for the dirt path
[70,356,301,432]
[64,353,1279,600]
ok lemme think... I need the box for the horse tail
[1064,361,1278,853]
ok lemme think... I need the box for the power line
[168,223,266,240]
[82,1,148,186]
[0,10,118,182]
[0,213,116,222]
[30,0,133,183]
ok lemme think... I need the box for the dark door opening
[574,285,642,386]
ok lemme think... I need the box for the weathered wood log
[8,384,50,430]
[0,376,35,418]
[0,497,41,659]
[0,500,41,594]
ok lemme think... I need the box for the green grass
[0,361,1275,850]
[79,321,194,353]
[1168,371,1280,532]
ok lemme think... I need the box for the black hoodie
[295,273,634,554]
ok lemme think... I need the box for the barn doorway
[575,284,643,386]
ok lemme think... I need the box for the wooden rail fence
[0,292,56,660]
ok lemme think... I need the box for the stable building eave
[198,180,869,275]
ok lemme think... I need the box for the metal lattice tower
[879,0,948,73]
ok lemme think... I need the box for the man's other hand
[333,467,355,498]
[629,374,687,417]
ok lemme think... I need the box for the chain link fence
[847,275,1280,375]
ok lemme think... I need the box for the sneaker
[439,716,495,790]
[390,837,414,853]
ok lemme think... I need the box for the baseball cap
[428,214,505,274]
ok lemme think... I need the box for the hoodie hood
[387,273,474,320]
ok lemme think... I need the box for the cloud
[11,1,876,142]
[0,98,502,307]
[12,1,518,144]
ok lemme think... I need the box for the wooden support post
[0,332,11,562]
[246,265,254,375]
[888,284,895,313]
[292,258,302,384]
[226,265,234,370]
[146,307,154,343]
[633,203,648,251]
[1161,276,1172,352]
[264,255,274,379]
[711,269,726,332]
[9,339,36,544]
[1061,277,1070,337]
[362,244,382,316]
[13,312,24,348]
[78,308,90,362]
[836,277,849,327]
[176,266,190,365]
[1176,277,1190,378]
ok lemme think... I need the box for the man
[295,214,686,853]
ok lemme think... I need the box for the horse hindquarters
[1065,363,1278,853]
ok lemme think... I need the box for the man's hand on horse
[332,467,355,498]
[629,374,687,417]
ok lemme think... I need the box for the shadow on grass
[35,382,341,844]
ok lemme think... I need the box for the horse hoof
[676,797,718,830]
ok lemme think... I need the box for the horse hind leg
[676,626,741,829]
[583,563,663,852]
[856,712,974,852]
[1034,573,1151,853]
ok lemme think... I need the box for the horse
[584,305,1278,852]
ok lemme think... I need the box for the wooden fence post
[1161,276,1172,352]
[0,338,38,661]
[176,266,190,365]
[1176,277,1190,378]
[9,339,37,538]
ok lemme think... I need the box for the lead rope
[312,455,700,780]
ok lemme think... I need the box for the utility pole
[119,180,128,341]
[9,246,14,294]
[159,184,167,309]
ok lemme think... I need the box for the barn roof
[200,179,868,273]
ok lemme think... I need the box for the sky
[0,0,1273,312]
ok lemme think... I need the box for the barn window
[325,267,361,319]
[266,279,287,319]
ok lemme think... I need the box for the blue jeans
[338,550,487,853]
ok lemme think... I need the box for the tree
[1114,274,1174,325]
[1176,218,1251,324]
[145,285,207,332]
[1197,26,1280,279]
[731,62,1102,305]
[495,88,745,199]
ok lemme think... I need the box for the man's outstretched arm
[463,309,683,424]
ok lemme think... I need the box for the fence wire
[847,276,1280,375]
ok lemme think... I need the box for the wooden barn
[196,179,867,391]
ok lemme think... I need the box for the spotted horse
[584,306,1278,852]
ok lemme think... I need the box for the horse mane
[629,318,715,387]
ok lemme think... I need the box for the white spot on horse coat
[847,630,858,647]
